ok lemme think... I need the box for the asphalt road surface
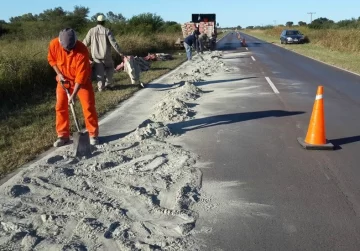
[170,33,360,251]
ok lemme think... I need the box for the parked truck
[175,13,217,50]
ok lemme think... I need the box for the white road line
[246,47,249,51]
[251,56,256,61]
[265,77,280,94]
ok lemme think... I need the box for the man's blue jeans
[184,42,192,60]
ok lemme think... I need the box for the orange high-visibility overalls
[48,39,99,138]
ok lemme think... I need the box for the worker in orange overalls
[47,28,99,147]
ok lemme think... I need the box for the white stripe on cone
[315,94,323,100]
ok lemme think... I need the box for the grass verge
[0,52,186,178]
[242,29,360,75]
[216,31,228,41]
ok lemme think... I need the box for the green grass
[242,29,360,75]
[0,52,186,178]
[217,31,228,40]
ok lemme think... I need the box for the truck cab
[175,13,217,50]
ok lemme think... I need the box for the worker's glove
[68,94,76,106]
[57,73,66,82]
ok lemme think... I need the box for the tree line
[243,16,360,29]
[0,6,181,39]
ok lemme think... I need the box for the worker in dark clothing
[183,31,199,61]
[193,28,204,54]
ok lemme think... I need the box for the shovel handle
[59,80,74,105]
[59,80,81,132]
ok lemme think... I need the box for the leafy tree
[236,25,242,29]
[128,13,164,32]
[164,21,178,26]
[0,20,8,36]
[106,11,126,23]
[9,13,38,23]
[38,7,67,21]
[286,21,293,27]
[309,17,335,29]
[336,18,360,29]
[72,6,89,19]
[246,26,254,29]
[263,25,274,30]
[68,6,90,31]
[160,21,181,33]
[298,21,307,26]
[1,8,182,39]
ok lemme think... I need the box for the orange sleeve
[47,39,57,67]
[74,53,91,85]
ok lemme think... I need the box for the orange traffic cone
[297,86,334,150]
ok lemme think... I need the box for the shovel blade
[73,131,92,158]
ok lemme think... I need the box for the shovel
[60,81,92,158]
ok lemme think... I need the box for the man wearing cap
[183,30,199,61]
[83,14,125,91]
[48,28,99,147]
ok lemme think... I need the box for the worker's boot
[90,137,99,146]
[53,137,70,147]
[97,82,105,92]
[104,82,113,90]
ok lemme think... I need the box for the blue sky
[1,0,360,27]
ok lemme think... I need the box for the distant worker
[48,28,99,147]
[194,27,202,53]
[83,14,125,92]
[183,31,199,61]
[197,33,206,53]
[209,32,216,50]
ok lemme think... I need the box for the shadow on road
[150,67,172,70]
[246,42,272,48]
[99,129,136,144]
[146,83,174,90]
[330,135,360,150]
[148,77,258,91]
[107,84,139,91]
[195,77,258,87]
[223,56,251,60]
[168,110,305,135]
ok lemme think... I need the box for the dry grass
[0,32,186,178]
[216,31,228,40]
[257,27,360,54]
[243,28,360,74]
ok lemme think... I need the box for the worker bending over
[48,28,99,147]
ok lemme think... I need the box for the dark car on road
[280,29,305,44]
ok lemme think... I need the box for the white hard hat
[97,15,105,22]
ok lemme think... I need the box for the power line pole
[273,20,277,26]
[307,12,316,23]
